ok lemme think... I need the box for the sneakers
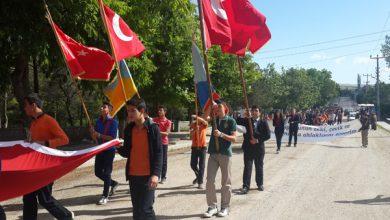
[203,206,218,218]
[97,196,108,205]
[241,187,249,194]
[109,181,119,196]
[217,208,229,217]
[193,178,198,185]
[294,144,297,147]
[286,144,291,147]
[276,149,280,154]
[258,185,264,191]
[70,211,75,219]
[159,177,167,184]
[198,184,204,189]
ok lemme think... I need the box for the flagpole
[44,2,93,128]
[98,0,140,100]
[194,81,201,146]
[236,55,254,139]
[196,0,219,151]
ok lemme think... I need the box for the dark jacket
[117,119,163,180]
[237,117,270,151]
[288,114,300,130]
[359,115,370,131]
[273,117,285,134]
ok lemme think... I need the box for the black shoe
[109,181,119,196]
[258,185,264,191]
[294,144,297,147]
[192,178,198,185]
[286,144,291,147]
[241,187,249,194]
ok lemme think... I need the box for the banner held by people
[0,139,121,202]
[268,120,361,143]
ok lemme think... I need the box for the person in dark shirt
[287,108,300,147]
[273,110,285,153]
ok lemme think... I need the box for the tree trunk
[12,53,30,127]
[33,56,39,93]
[2,92,8,128]
[58,81,74,127]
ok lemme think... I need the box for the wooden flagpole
[236,55,254,139]
[44,2,93,128]
[196,0,219,151]
[194,81,201,146]
[98,0,140,100]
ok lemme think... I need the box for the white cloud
[353,56,371,65]
[310,53,329,60]
[335,57,346,64]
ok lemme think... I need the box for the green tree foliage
[0,0,341,129]
[357,83,390,119]
[250,65,340,111]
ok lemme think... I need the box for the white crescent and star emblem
[77,50,88,56]
[112,14,133,42]
[210,0,228,20]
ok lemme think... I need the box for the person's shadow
[335,195,390,205]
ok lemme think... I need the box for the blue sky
[251,0,390,84]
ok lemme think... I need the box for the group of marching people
[0,93,380,220]
[0,93,277,219]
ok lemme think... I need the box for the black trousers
[129,176,156,220]
[243,146,265,188]
[275,131,283,150]
[23,183,72,220]
[161,145,168,179]
[190,147,206,184]
[288,128,298,145]
[95,149,117,197]
[0,205,5,220]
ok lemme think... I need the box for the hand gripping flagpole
[98,0,141,100]
[44,2,93,129]
[236,55,254,139]
[196,0,220,151]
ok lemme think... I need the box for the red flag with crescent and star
[101,3,145,61]
[202,0,232,49]
[222,0,271,56]
[53,23,115,81]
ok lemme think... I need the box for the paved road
[3,127,390,220]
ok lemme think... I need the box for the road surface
[2,127,390,219]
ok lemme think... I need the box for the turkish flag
[0,139,120,202]
[53,23,115,81]
[222,0,271,56]
[102,4,145,61]
[202,0,231,49]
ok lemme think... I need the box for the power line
[260,29,390,54]
[292,48,380,66]
[257,39,379,60]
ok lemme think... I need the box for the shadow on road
[3,193,130,212]
[55,183,128,192]
[335,195,390,205]
[156,213,202,219]
[319,144,361,149]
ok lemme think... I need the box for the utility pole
[370,55,385,121]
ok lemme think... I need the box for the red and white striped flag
[0,139,120,202]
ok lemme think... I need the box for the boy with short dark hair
[153,105,172,183]
[117,98,162,220]
[90,102,119,205]
[22,93,74,220]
